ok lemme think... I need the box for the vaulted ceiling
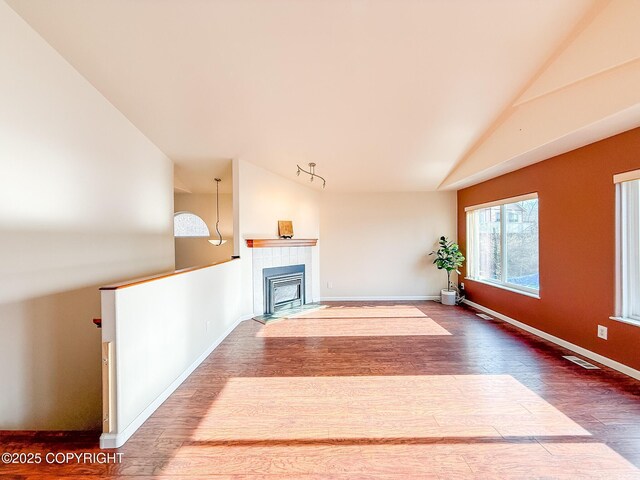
[7,0,640,192]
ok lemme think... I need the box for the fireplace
[248,242,316,317]
[263,264,305,315]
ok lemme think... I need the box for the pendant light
[208,178,227,246]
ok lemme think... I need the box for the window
[614,173,640,325]
[466,193,539,295]
[174,211,210,237]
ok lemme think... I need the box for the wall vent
[563,355,599,369]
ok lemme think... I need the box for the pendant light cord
[214,178,223,246]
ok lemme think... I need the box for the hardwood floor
[2,302,640,478]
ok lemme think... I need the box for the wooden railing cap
[99,257,238,291]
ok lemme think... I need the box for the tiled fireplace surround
[251,246,315,316]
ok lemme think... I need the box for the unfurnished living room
[1,0,640,478]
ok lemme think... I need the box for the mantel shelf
[246,238,318,248]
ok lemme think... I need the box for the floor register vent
[563,355,599,369]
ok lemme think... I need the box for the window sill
[464,277,540,299]
[609,316,640,328]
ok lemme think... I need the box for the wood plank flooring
[1,301,640,479]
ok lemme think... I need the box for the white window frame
[466,193,540,298]
[612,170,640,327]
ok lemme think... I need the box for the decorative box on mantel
[246,238,318,316]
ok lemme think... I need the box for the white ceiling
[7,0,597,192]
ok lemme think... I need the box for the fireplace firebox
[263,265,305,315]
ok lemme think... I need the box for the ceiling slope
[441,0,640,190]
[6,0,596,192]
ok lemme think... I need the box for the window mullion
[501,204,507,284]
[631,182,640,319]
[615,184,623,318]
[622,182,633,319]
[467,211,474,278]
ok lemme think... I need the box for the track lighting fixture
[296,163,326,188]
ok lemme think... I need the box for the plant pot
[441,289,456,306]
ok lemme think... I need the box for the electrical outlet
[460,282,465,289]
[327,281,333,289]
[597,325,608,340]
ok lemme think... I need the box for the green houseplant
[430,236,465,305]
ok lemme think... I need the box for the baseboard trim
[463,299,640,381]
[320,296,439,301]
[100,316,246,449]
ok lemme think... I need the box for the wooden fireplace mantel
[246,238,318,248]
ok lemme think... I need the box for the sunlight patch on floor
[159,441,637,477]
[186,375,589,442]
[257,316,451,337]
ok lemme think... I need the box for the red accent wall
[457,127,640,372]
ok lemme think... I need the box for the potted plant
[429,236,465,305]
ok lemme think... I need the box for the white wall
[236,159,321,316]
[0,3,174,430]
[320,192,457,299]
[100,259,242,448]
[174,193,234,269]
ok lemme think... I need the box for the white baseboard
[320,295,439,301]
[463,299,640,381]
[100,316,246,449]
